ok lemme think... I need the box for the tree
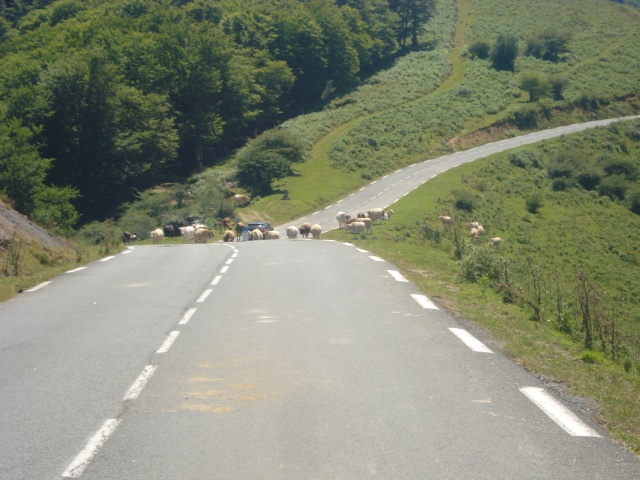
[491,33,519,71]
[469,39,491,59]
[390,0,436,48]
[525,30,571,62]
[235,129,305,195]
[519,72,550,102]
[0,117,50,214]
[548,74,569,100]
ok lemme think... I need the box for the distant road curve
[277,115,640,233]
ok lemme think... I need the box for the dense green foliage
[0,0,404,223]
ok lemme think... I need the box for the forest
[0,0,435,226]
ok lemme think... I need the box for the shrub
[490,33,519,71]
[525,193,544,213]
[513,104,541,129]
[519,72,550,102]
[452,189,477,212]
[581,350,605,364]
[598,175,628,200]
[469,40,491,59]
[629,191,640,215]
[576,171,602,190]
[458,243,503,283]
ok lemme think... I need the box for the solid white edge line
[25,281,52,292]
[448,328,493,353]
[369,256,384,262]
[197,289,213,303]
[66,267,87,273]
[62,418,122,478]
[520,387,602,437]
[100,256,115,262]
[387,270,408,282]
[410,294,439,310]
[179,308,197,325]
[157,331,180,353]
[123,365,157,401]
[211,276,222,285]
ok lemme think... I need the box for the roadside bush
[513,104,541,129]
[458,243,503,283]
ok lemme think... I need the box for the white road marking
[369,256,384,262]
[66,267,87,273]
[225,258,234,265]
[62,419,122,478]
[179,308,197,325]
[410,294,439,310]
[356,248,369,253]
[220,266,229,273]
[123,365,157,400]
[197,289,213,303]
[211,276,222,285]
[449,328,493,353]
[388,270,408,282]
[520,387,602,437]
[121,250,132,254]
[157,331,180,353]
[343,243,355,247]
[100,256,115,262]
[25,281,52,292]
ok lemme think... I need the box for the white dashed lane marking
[410,294,439,310]
[449,328,493,353]
[388,270,408,282]
[62,419,122,478]
[123,365,157,401]
[179,308,197,325]
[25,281,52,292]
[520,387,601,437]
[66,267,87,273]
[197,289,213,303]
[156,331,180,353]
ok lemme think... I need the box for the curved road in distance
[277,115,640,233]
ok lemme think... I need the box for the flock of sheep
[438,216,501,245]
[335,207,395,239]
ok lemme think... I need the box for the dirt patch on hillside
[0,201,75,253]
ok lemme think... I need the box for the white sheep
[336,211,351,229]
[438,215,453,228]
[310,224,322,239]
[367,208,385,224]
[286,226,299,239]
[179,225,195,242]
[347,217,372,234]
[383,209,395,221]
[150,228,164,244]
[345,221,366,239]
[264,230,280,240]
[249,229,263,240]
[489,237,502,246]
[195,227,214,243]
[470,225,485,238]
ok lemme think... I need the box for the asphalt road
[1,239,640,479]
[2,116,640,479]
